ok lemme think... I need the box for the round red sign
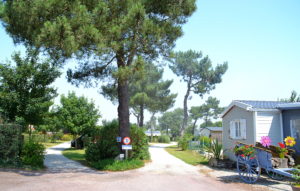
[123,137,131,145]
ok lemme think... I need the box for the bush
[51,131,64,142]
[61,134,73,141]
[158,135,170,143]
[85,120,119,162]
[199,136,211,147]
[0,124,22,165]
[178,133,193,151]
[21,140,45,168]
[204,138,223,160]
[86,120,150,162]
[130,125,150,160]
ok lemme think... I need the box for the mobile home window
[230,119,246,139]
[290,119,300,139]
[235,121,241,138]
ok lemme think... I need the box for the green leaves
[169,50,228,96]
[57,92,100,137]
[0,50,60,126]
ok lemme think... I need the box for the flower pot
[271,158,288,168]
[292,185,300,191]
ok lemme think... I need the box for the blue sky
[1,0,300,124]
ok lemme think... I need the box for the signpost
[122,137,132,159]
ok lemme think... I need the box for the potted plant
[291,166,300,191]
[234,144,256,159]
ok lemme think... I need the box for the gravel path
[0,142,280,191]
[139,143,200,175]
[44,142,96,173]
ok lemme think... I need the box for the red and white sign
[123,137,131,145]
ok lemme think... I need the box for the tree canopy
[57,92,100,138]
[168,50,227,135]
[102,62,176,127]
[1,0,197,139]
[280,90,300,102]
[158,108,187,138]
[0,50,60,129]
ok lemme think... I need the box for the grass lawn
[165,145,208,165]
[62,148,145,171]
[42,140,66,148]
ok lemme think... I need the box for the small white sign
[122,145,132,150]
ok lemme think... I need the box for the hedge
[0,124,22,165]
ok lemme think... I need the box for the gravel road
[0,142,281,191]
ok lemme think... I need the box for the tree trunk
[192,119,198,136]
[181,76,192,136]
[117,56,130,151]
[138,103,144,127]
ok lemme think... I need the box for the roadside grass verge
[62,148,145,171]
[165,145,208,165]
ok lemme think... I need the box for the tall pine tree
[1,0,196,140]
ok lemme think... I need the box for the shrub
[292,165,300,186]
[199,136,210,145]
[130,125,150,160]
[158,135,170,143]
[86,120,150,162]
[85,120,119,162]
[21,140,45,168]
[61,134,73,141]
[0,124,22,165]
[205,139,223,160]
[178,133,193,151]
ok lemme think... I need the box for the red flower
[245,145,249,148]
[250,157,255,160]
[241,154,245,157]
[278,142,285,148]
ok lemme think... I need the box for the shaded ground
[0,142,285,191]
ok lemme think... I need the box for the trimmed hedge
[158,135,171,143]
[0,124,22,165]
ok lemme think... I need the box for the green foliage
[86,120,149,162]
[280,90,300,102]
[233,144,255,158]
[200,121,222,128]
[292,165,300,186]
[158,135,171,143]
[0,50,60,127]
[1,0,196,140]
[21,140,45,168]
[178,133,193,151]
[204,139,223,160]
[90,159,144,171]
[61,134,73,141]
[57,92,100,137]
[102,62,177,127]
[0,124,22,165]
[165,145,208,165]
[199,136,211,146]
[130,124,150,160]
[168,50,227,133]
[158,108,185,138]
[85,120,119,162]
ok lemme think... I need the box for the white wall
[256,111,282,145]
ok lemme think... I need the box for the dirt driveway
[0,143,287,191]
